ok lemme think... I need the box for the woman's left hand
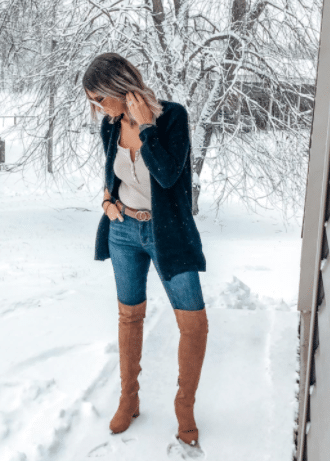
[126,91,153,126]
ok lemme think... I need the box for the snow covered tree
[0,0,321,218]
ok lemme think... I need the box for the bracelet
[102,198,111,208]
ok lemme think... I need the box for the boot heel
[132,401,140,418]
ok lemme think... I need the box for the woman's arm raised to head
[138,104,190,189]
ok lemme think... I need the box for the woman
[82,53,209,448]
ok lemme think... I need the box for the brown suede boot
[109,299,147,434]
[173,307,209,446]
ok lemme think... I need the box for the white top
[113,130,152,211]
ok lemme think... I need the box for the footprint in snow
[121,436,137,444]
[167,435,205,459]
[87,441,112,457]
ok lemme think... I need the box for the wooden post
[296,0,330,458]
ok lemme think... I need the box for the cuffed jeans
[108,214,205,311]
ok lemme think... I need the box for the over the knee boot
[109,299,147,434]
[173,307,209,446]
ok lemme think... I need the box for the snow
[0,128,300,461]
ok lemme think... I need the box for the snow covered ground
[0,130,301,461]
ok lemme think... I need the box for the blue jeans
[108,214,205,311]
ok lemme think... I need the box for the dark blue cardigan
[94,99,206,281]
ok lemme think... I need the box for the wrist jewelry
[102,198,111,208]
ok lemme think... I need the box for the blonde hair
[82,52,163,126]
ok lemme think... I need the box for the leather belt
[115,199,152,222]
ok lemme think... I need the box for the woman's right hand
[104,202,124,222]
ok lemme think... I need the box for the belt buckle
[136,210,151,221]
